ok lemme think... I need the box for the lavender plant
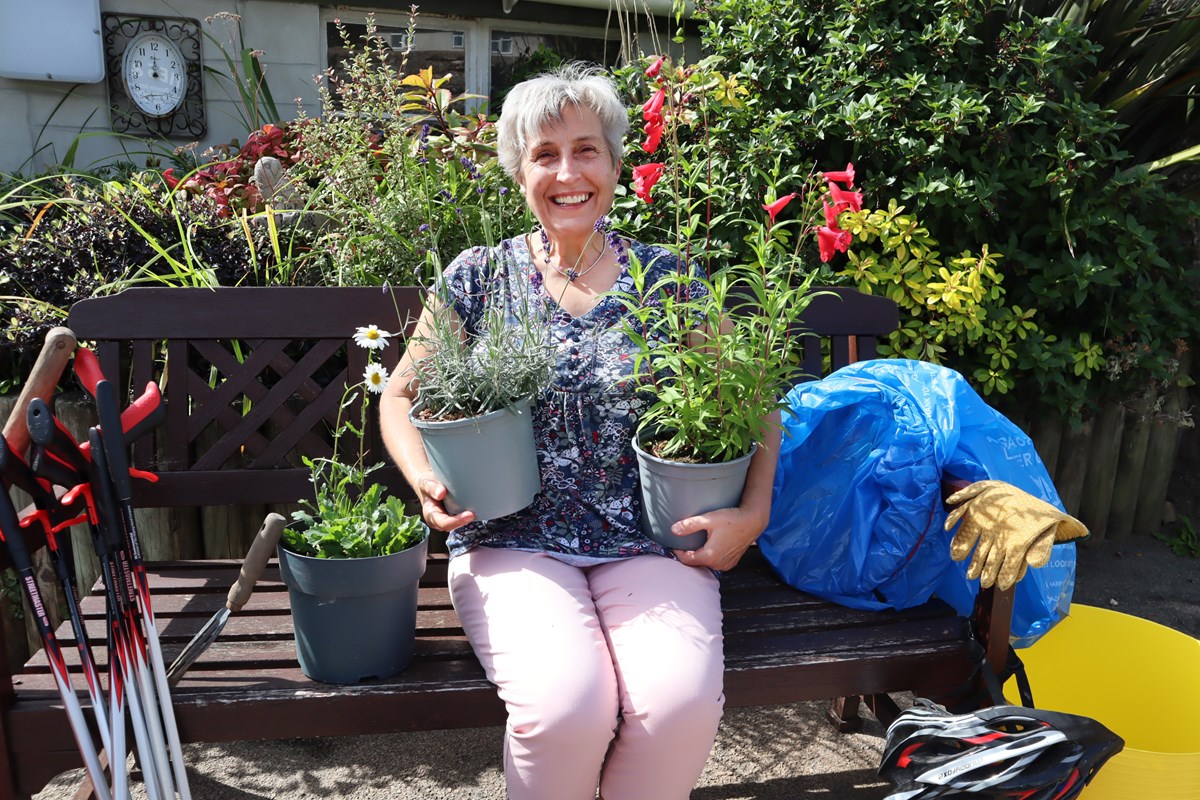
[408,240,556,421]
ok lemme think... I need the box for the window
[491,35,514,56]
[488,30,620,111]
[325,21,467,100]
[321,9,629,112]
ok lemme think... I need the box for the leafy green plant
[1,172,259,390]
[201,11,282,135]
[282,323,426,559]
[1155,514,1200,558]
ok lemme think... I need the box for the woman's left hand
[670,506,768,571]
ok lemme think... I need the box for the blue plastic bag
[759,359,1074,647]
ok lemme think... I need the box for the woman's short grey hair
[496,63,629,182]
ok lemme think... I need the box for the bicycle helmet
[878,699,1124,799]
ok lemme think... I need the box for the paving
[32,534,1197,799]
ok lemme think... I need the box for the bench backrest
[66,286,898,509]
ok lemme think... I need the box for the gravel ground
[33,534,1198,800]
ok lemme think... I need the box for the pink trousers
[448,548,725,800]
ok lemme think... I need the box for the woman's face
[518,104,621,243]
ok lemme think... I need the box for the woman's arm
[380,302,476,532]
[670,408,781,572]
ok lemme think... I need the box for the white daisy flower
[364,363,389,394]
[354,325,392,350]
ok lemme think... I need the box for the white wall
[0,0,323,176]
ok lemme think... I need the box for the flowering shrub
[275,15,528,288]
[616,55,854,463]
[836,200,1041,396]
[695,0,1200,419]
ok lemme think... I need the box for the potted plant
[617,56,859,549]
[278,323,429,684]
[404,247,557,521]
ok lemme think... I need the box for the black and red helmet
[879,699,1124,799]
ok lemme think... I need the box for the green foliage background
[687,0,1199,419]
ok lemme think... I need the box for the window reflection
[326,22,467,102]
[489,30,619,111]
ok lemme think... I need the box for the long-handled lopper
[0,461,112,800]
[93,378,192,799]
[167,513,286,686]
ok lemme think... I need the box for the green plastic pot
[278,530,428,684]
[410,398,540,521]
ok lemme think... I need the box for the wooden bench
[0,286,1014,799]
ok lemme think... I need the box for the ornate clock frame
[102,14,206,138]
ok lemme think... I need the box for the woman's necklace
[539,228,605,282]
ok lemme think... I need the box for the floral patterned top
[440,234,706,563]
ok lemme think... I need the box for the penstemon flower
[615,53,868,463]
[633,163,666,203]
[763,194,799,227]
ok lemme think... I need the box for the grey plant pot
[277,531,428,685]
[634,436,757,551]
[410,397,540,521]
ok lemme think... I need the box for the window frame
[318,7,624,110]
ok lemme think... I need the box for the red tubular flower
[645,56,665,79]
[642,89,666,121]
[642,116,664,153]
[762,193,798,224]
[633,163,666,203]
[827,182,864,213]
[823,201,841,228]
[817,226,853,262]
[163,169,179,190]
[823,162,855,188]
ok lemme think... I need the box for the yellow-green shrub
[836,200,1092,399]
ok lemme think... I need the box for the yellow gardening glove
[944,480,1088,591]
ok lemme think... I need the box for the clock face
[122,32,186,117]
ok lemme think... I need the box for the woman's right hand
[416,473,476,531]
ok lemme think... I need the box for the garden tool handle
[227,514,286,611]
[26,398,90,474]
[1,327,76,460]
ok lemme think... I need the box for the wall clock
[102,14,206,138]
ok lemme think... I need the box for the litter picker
[167,513,286,686]
[0,437,113,760]
[26,391,171,800]
[26,408,165,800]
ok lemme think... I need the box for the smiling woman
[377,63,775,800]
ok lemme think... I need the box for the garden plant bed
[0,286,1014,799]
